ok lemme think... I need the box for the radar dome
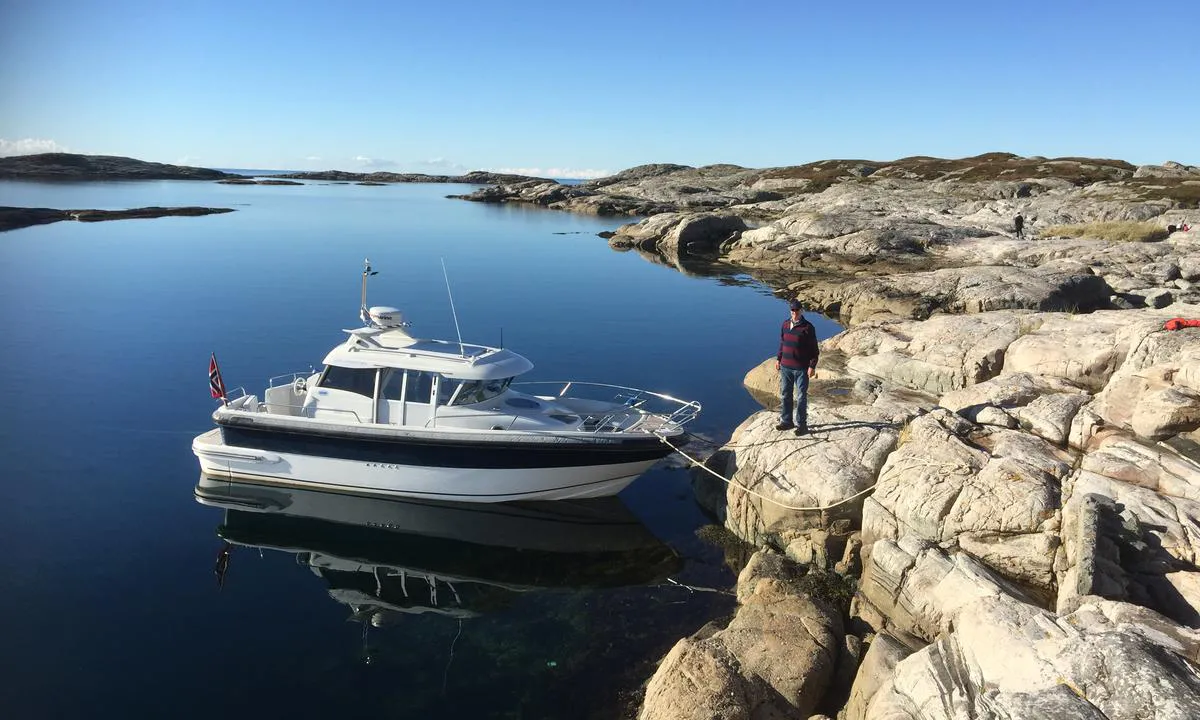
[368,306,407,328]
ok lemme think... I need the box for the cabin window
[319,366,377,397]
[450,377,513,406]
[405,371,434,404]
[380,369,405,401]
[437,378,464,406]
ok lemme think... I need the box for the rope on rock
[656,432,880,511]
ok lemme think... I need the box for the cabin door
[379,370,435,427]
[377,369,404,424]
[404,371,435,427]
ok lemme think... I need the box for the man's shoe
[794,426,809,436]
[775,422,794,431]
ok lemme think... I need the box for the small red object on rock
[1164,318,1200,331]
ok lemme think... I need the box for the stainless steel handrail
[241,400,368,424]
[268,371,316,388]
[224,379,700,433]
[512,380,702,427]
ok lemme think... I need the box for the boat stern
[192,427,283,476]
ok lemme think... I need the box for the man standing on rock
[1014,213,1025,239]
[777,299,819,435]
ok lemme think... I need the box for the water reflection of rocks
[611,241,750,283]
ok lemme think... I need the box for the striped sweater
[778,317,819,370]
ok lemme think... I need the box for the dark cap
[788,299,804,312]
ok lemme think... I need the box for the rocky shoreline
[672,301,1200,719]
[457,154,1200,718]
[0,206,235,232]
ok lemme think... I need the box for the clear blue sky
[2,0,1196,176]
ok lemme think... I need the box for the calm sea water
[0,179,839,719]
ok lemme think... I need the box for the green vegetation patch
[757,153,1138,191]
[786,570,856,608]
[1041,220,1170,243]
[758,160,875,194]
[696,524,752,551]
[1127,178,1200,208]
[874,154,1135,184]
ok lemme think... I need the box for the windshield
[446,377,513,406]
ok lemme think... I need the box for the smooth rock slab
[831,313,1026,394]
[863,411,1069,590]
[1058,463,1200,625]
[855,536,1029,644]
[640,552,843,720]
[939,371,1083,414]
[1015,391,1092,445]
[789,260,1112,326]
[713,410,899,546]
[866,595,1200,720]
[844,633,913,720]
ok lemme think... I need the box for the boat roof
[322,327,534,380]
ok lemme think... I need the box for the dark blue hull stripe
[217,424,679,469]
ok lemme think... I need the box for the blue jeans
[779,366,810,428]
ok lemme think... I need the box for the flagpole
[210,352,228,406]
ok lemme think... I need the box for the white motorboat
[193,261,701,502]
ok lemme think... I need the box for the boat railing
[239,397,369,424]
[268,370,315,388]
[511,381,702,430]
[227,377,699,433]
[296,406,369,423]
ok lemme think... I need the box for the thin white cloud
[491,166,612,179]
[0,137,69,156]
[415,157,468,173]
[175,155,201,165]
[354,155,396,168]
[304,155,322,161]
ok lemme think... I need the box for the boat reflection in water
[194,473,682,623]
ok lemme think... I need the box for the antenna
[360,258,378,325]
[441,258,465,357]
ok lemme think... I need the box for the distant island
[0,206,235,232]
[0,153,562,186]
[274,169,550,184]
[0,153,240,180]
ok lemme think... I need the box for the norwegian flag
[209,352,227,401]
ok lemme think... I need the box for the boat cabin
[267,318,588,432]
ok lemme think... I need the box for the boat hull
[192,422,680,502]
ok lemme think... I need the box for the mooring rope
[655,432,880,512]
[442,617,463,695]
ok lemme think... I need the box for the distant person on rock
[776,299,819,435]
[1014,213,1025,239]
